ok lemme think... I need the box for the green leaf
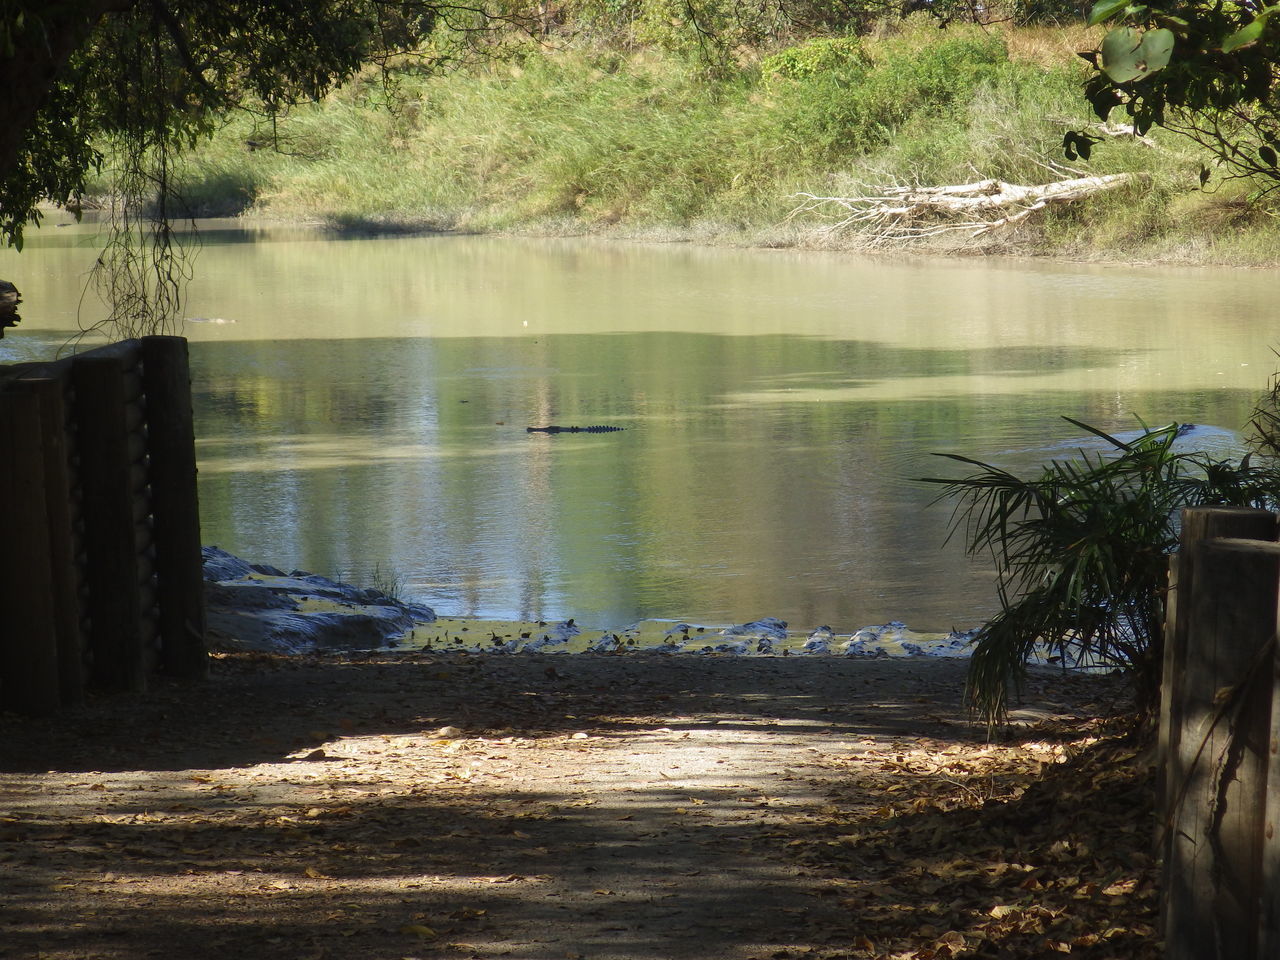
[1089,0,1133,26]
[1224,20,1265,52]
[1261,144,1278,166]
[1100,26,1175,83]
[1223,8,1278,52]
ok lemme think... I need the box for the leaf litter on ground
[0,650,1155,959]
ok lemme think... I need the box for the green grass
[149,17,1280,265]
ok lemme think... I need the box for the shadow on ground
[0,653,1133,960]
[0,653,1118,774]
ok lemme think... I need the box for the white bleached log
[789,173,1135,244]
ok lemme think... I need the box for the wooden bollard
[73,353,148,693]
[141,336,207,679]
[26,377,84,705]
[1162,508,1280,825]
[1166,536,1280,960]
[1264,637,1280,960]
[0,386,61,715]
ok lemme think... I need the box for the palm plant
[1246,361,1280,458]
[924,418,1280,726]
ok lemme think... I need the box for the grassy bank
[158,17,1280,265]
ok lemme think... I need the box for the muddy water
[1,221,1274,633]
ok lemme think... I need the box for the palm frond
[924,415,1280,726]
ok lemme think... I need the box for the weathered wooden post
[1164,527,1280,960]
[73,350,150,693]
[0,384,61,714]
[25,377,84,705]
[141,336,207,678]
[1161,507,1280,824]
[1263,648,1280,960]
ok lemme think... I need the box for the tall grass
[157,17,1280,263]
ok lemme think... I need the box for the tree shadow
[0,785,860,958]
[0,654,1133,959]
[0,654,1119,774]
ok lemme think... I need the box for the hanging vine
[2,1,542,343]
[88,133,194,341]
[81,4,203,341]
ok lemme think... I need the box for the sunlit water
[2,219,1275,636]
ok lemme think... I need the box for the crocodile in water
[526,425,624,434]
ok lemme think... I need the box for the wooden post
[26,377,84,705]
[140,336,207,678]
[73,353,148,693]
[0,386,61,714]
[1162,508,1279,831]
[1263,643,1280,960]
[1166,537,1280,960]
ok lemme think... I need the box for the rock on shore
[201,547,986,660]
[203,546,436,653]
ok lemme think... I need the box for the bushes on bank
[148,15,1280,262]
[168,22,1078,227]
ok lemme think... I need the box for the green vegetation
[925,417,1280,726]
[0,1,493,334]
[0,1,460,247]
[153,17,1280,263]
[1080,0,1280,191]
[10,3,1280,265]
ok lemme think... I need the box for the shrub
[760,36,869,83]
[768,27,1012,161]
[925,418,1280,726]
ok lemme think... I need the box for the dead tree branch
[789,174,1136,245]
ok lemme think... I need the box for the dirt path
[0,652,1145,960]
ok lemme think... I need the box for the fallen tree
[789,174,1136,245]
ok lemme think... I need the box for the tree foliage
[1076,0,1280,188]
[0,0,1037,253]
[0,0,540,333]
[0,1,476,248]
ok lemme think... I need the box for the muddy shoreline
[203,546,986,661]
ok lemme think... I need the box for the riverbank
[146,20,1280,269]
[202,547,992,661]
[0,649,1156,959]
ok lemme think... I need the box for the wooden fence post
[0,386,61,714]
[1264,647,1280,960]
[141,336,207,679]
[1,336,205,708]
[73,353,149,693]
[1166,536,1280,960]
[26,377,84,706]
[1162,508,1280,831]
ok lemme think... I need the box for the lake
[1,220,1274,635]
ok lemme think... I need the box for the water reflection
[0,226,1274,632]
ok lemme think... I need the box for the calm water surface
[2,221,1276,633]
